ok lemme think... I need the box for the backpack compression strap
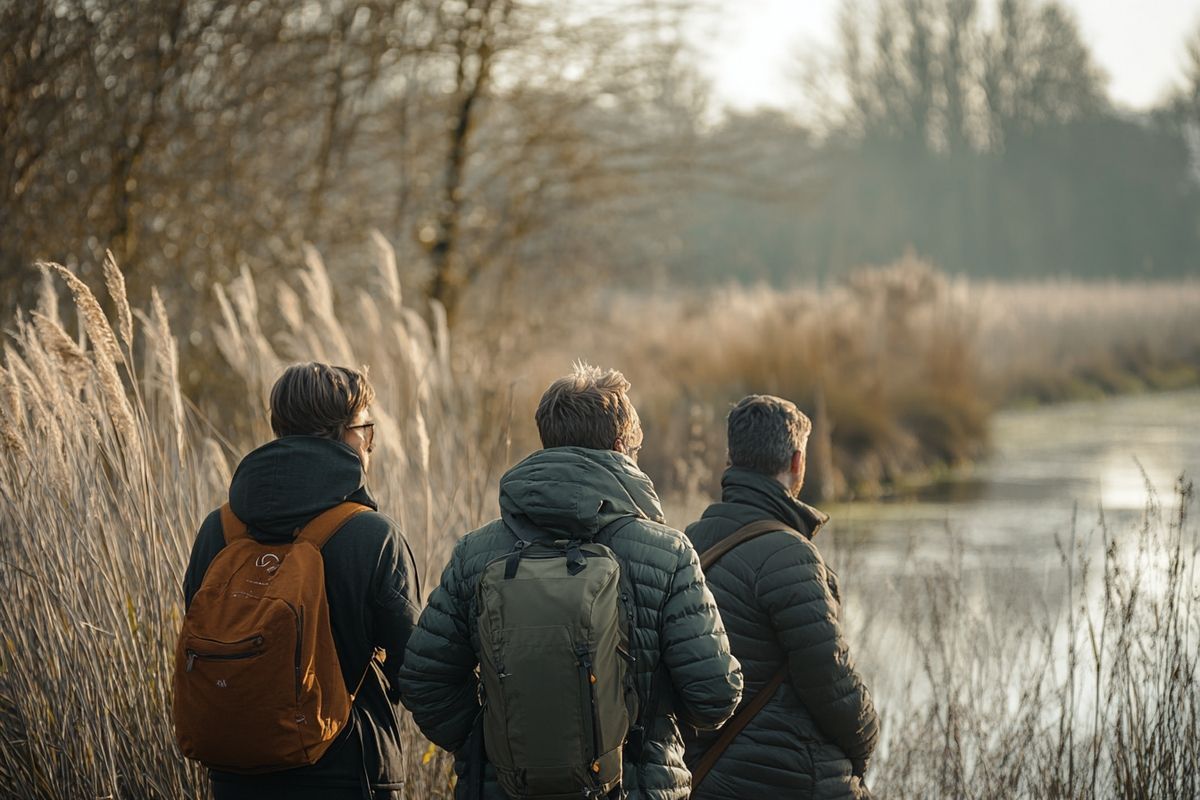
[691,518,805,791]
[218,501,370,548]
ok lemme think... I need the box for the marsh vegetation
[1,252,1196,798]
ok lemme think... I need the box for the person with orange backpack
[174,362,421,800]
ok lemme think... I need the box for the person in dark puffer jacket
[398,363,743,800]
[683,395,879,800]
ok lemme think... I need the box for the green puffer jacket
[682,468,879,800]
[398,447,744,800]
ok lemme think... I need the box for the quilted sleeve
[759,534,879,774]
[659,540,744,731]
[397,537,480,752]
[369,517,423,689]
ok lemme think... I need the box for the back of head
[270,362,375,440]
[727,394,811,475]
[535,362,642,453]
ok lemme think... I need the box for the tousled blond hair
[535,362,642,452]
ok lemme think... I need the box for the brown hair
[535,362,642,452]
[727,394,812,475]
[269,362,374,440]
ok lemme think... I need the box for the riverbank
[477,258,1200,502]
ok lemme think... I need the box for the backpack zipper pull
[186,651,197,672]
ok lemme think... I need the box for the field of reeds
[1,248,1197,798]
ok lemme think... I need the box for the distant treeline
[675,0,1200,283]
[3,0,1199,350]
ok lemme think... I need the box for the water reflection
[831,389,1200,733]
[828,389,1200,571]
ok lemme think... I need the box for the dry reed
[0,245,511,798]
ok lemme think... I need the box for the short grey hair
[727,394,812,475]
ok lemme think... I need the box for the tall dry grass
[973,279,1200,403]
[856,480,1199,798]
[0,259,213,796]
[0,242,507,798]
[502,257,991,501]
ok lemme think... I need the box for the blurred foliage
[497,258,1200,503]
[3,0,1200,412]
[1,0,700,352]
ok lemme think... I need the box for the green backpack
[476,529,640,799]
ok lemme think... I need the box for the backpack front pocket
[484,624,587,770]
[184,634,265,672]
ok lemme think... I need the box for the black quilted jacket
[398,447,744,800]
[682,468,879,800]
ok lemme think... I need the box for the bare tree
[1,0,708,344]
[981,0,1104,148]
[824,0,1102,153]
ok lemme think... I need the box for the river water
[826,388,1200,577]
[821,389,1200,737]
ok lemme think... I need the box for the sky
[699,0,1200,116]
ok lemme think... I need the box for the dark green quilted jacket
[682,468,878,800]
[398,447,743,800]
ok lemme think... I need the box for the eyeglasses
[346,421,376,453]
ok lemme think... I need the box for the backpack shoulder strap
[220,503,250,546]
[698,518,803,570]
[294,501,372,549]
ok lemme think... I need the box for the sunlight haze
[703,0,1200,115]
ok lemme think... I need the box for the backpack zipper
[578,646,602,773]
[287,602,304,702]
[185,636,264,672]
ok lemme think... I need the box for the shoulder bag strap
[698,518,800,570]
[691,518,805,791]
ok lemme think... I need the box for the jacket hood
[499,447,665,542]
[714,466,829,538]
[228,436,377,542]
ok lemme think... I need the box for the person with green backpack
[398,363,743,800]
[682,395,879,800]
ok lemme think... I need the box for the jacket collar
[718,466,829,538]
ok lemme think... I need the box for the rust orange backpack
[173,501,368,772]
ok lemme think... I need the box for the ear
[791,450,804,474]
[613,437,626,454]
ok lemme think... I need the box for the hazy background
[703,1,1199,115]
[4,0,1200,503]
[5,0,1200,321]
